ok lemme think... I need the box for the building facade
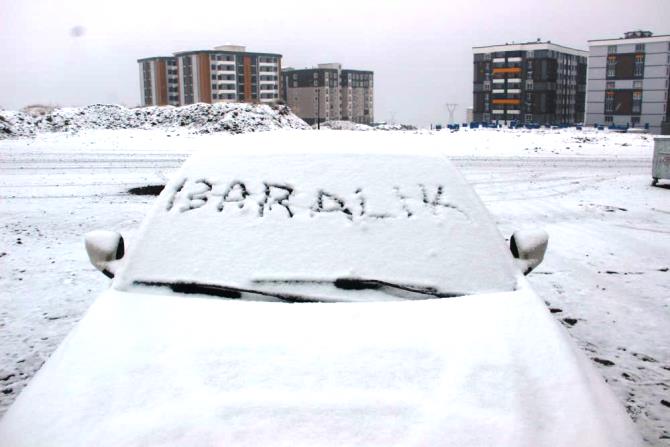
[138,45,281,107]
[138,57,179,107]
[585,31,670,134]
[282,63,374,125]
[472,42,587,125]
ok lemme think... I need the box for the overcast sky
[1,0,669,126]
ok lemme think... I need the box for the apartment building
[138,45,282,106]
[472,41,587,125]
[585,31,670,134]
[282,63,374,125]
[138,57,180,107]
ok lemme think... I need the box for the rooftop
[138,45,282,62]
[472,40,587,57]
[588,31,670,45]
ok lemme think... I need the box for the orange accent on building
[198,54,212,103]
[243,56,252,102]
[155,60,168,106]
[492,67,521,74]
[491,98,521,105]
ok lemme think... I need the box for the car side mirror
[510,229,548,275]
[84,231,125,278]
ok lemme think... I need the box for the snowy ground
[0,127,668,445]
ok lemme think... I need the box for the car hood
[0,288,641,447]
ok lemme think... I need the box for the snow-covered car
[0,143,642,446]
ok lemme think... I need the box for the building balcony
[492,67,522,74]
[492,98,521,105]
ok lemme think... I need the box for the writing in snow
[165,178,470,221]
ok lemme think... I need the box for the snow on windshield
[115,152,518,298]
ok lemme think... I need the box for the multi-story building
[585,31,670,134]
[138,45,282,107]
[282,63,374,125]
[472,41,587,125]
[137,57,180,107]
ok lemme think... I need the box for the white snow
[318,120,373,131]
[0,127,667,445]
[0,288,641,447]
[0,103,309,139]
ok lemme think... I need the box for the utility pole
[445,103,458,125]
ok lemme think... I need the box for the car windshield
[115,152,518,301]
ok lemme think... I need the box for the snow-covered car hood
[0,287,641,447]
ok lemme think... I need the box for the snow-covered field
[0,127,668,445]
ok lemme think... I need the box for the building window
[607,45,617,54]
[525,80,533,91]
[633,54,645,77]
[632,91,642,114]
[635,43,645,52]
[525,114,533,122]
[605,92,615,113]
[606,81,615,89]
[605,116,613,123]
[633,80,643,89]
[631,116,640,126]
[606,55,616,78]
[483,80,491,91]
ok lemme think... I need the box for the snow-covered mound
[0,103,310,139]
[317,121,418,131]
[317,120,372,131]
[373,123,417,131]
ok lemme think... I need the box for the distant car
[0,139,642,446]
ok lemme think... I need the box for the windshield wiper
[133,280,324,303]
[253,277,465,299]
[333,278,463,298]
